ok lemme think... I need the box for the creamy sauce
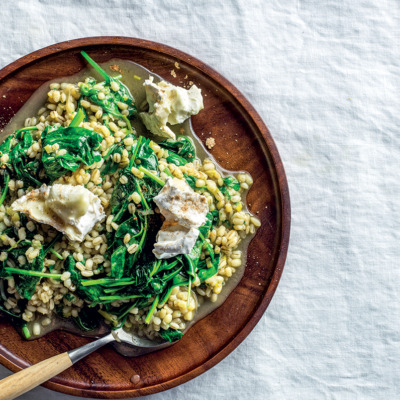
[0,60,257,352]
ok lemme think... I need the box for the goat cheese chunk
[12,184,105,242]
[154,178,209,229]
[152,178,209,259]
[153,221,199,259]
[140,76,204,140]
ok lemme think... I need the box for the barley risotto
[0,51,260,342]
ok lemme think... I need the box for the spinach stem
[112,202,126,223]
[187,277,192,308]
[0,173,10,207]
[166,260,179,269]
[104,143,118,159]
[164,168,173,178]
[22,324,31,339]
[199,231,215,260]
[145,295,159,324]
[0,281,6,301]
[5,267,62,280]
[99,294,141,301]
[160,287,173,306]
[118,301,138,320]
[81,51,110,82]
[122,115,133,133]
[150,259,162,277]
[6,239,23,251]
[135,181,150,210]
[162,266,183,282]
[82,278,116,287]
[129,136,143,168]
[15,126,37,140]
[138,166,165,186]
[49,249,64,260]
[138,216,148,250]
[17,127,37,132]
[160,280,187,305]
[81,277,134,287]
[97,309,117,326]
[44,232,63,257]
[69,108,85,127]
[102,288,118,294]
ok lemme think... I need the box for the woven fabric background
[0,1,399,399]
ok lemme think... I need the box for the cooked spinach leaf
[110,245,126,279]
[41,126,102,181]
[159,137,195,162]
[211,209,220,226]
[197,253,221,282]
[101,133,136,176]
[165,151,187,166]
[184,213,213,269]
[0,171,10,207]
[183,173,207,190]
[223,176,240,190]
[159,273,188,305]
[133,138,159,171]
[220,176,240,198]
[6,241,45,300]
[159,328,184,342]
[115,216,142,241]
[9,130,41,187]
[65,255,104,302]
[80,51,137,121]
[110,169,137,221]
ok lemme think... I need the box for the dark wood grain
[0,37,290,398]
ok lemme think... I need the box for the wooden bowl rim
[0,36,291,398]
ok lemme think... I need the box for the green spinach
[159,137,195,162]
[80,51,137,124]
[6,241,45,300]
[220,176,240,198]
[41,126,102,181]
[159,328,184,342]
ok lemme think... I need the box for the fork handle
[0,352,72,400]
[0,333,115,400]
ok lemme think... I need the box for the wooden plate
[0,37,290,398]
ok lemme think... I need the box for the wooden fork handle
[0,332,115,400]
[0,352,72,400]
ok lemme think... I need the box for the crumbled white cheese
[153,178,209,229]
[140,76,204,139]
[153,221,199,259]
[152,178,209,259]
[12,184,105,242]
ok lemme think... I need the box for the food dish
[0,50,260,343]
[0,37,290,398]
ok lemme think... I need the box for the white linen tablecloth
[0,1,399,399]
